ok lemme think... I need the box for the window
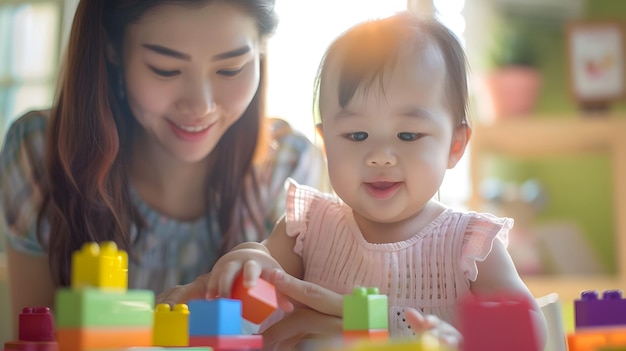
[266,0,408,142]
[0,1,62,141]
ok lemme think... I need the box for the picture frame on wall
[566,20,626,111]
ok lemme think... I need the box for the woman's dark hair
[39,0,278,286]
[313,12,469,126]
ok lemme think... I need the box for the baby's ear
[315,123,323,139]
[314,123,326,154]
[448,124,471,168]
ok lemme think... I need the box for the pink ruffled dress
[267,180,512,338]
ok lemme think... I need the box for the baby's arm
[471,239,548,348]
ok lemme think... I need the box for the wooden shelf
[468,117,626,300]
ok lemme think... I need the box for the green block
[55,288,154,328]
[343,287,388,331]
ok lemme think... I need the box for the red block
[18,307,55,342]
[459,292,540,351]
[231,274,277,324]
[189,335,263,350]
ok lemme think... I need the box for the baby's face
[319,46,464,225]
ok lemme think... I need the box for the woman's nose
[176,80,216,117]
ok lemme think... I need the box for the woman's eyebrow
[212,45,251,61]
[142,44,191,61]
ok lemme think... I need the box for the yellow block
[153,303,190,347]
[71,241,128,290]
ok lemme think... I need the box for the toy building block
[188,335,263,350]
[87,348,211,351]
[458,292,540,351]
[3,340,59,351]
[343,329,389,343]
[328,335,447,351]
[3,306,59,351]
[55,288,154,328]
[575,290,626,329]
[56,327,152,351]
[153,303,190,347]
[71,241,128,290]
[231,273,278,324]
[188,298,242,336]
[343,287,388,331]
[567,328,626,351]
[71,347,211,351]
[18,307,55,342]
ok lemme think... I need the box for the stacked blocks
[567,290,626,351]
[56,241,154,350]
[458,292,540,351]
[153,303,190,347]
[231,273,278,324]
[342,287,389,342]
[3,307,58,351]
[187,298,262,350]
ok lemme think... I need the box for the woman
[0,0,328,339]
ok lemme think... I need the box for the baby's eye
[218,67,245,77]
[344,132,368,141]
[149,66,180,78]
[397,132,422,141]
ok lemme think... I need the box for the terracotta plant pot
[479,66,542,121]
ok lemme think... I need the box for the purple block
[575,290,626,328]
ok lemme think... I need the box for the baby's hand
[404,308,462,348]
[207,244,280,298]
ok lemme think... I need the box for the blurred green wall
[487,0,626,274]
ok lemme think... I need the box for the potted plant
[480,16,542,121]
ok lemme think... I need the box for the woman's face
[120,2,261,163]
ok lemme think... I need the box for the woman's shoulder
[1,109,50,171]
[0,110,51,254]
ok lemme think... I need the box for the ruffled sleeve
[461,212,513,281]
[284,178,339,256]
[0,111,50,255]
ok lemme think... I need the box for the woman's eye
[345,132,368,141]
[398,132,421,141]
[149,66,179,78]
[218,67,244,77]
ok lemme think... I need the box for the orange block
[231,273,278,324]
[343,329,389,343]
[56,327,152,351]
[567,328,626,351]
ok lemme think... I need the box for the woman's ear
[104,33,120,65]
[447,123,471,169]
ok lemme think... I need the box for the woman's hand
[404,308,462,348]
[261,269,344,350]
[156,273,212,306]
[156,242,283,307]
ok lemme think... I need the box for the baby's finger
[217,260,244,297]
[268,268,342,317]
[242,260,262,288]
[404,308,438,332]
